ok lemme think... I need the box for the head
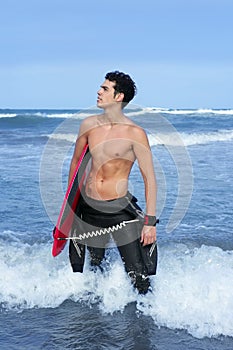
[105,71,137,108]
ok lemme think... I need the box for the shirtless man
[68,71,158,294]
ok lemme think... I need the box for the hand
[140,225,156,246]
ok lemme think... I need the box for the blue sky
[0,0,232,109]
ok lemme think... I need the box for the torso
[84,115,138,200]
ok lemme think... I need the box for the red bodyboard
[52,144,90,257]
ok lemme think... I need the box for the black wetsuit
[69,192,157,294]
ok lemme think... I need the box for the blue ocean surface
[0,107,233,350]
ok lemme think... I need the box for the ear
[115,92,124,102]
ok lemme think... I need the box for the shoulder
[79,115,100,134]
[128,121,148,141]
[125,120,150,148]
[122,116,146,135]
[81,114,99,127]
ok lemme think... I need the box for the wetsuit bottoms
[69,192,157,294]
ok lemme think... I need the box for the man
[68,71,158,294]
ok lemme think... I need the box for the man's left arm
[132,127,157,246]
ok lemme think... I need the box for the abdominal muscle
[85,158,133,200]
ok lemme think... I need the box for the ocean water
[0,107,233,350]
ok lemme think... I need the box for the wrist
[144,214,159,226]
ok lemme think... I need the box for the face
[97,79,123,109]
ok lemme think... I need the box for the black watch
[144,215,159,226]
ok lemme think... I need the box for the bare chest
[87,125,135,161]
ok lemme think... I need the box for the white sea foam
[139,108,233,116]
[0,235,135,312]
[47,133,77,143]
[46,129,233,146]
[125,107,166,117]
[137,244,233,339]
[0,113,17,118]
[148,130,233,146]
[0,234,233,339]
[1,108,233,119]
[195,108,233,115]
[43,127,233,147]
[0,111,95,119]
[45,112,94,119]
[126,107,233,117]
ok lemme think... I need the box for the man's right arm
[68,120,89,185]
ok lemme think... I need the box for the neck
[102,105,125,124]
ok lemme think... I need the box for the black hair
[105,71,137,106]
